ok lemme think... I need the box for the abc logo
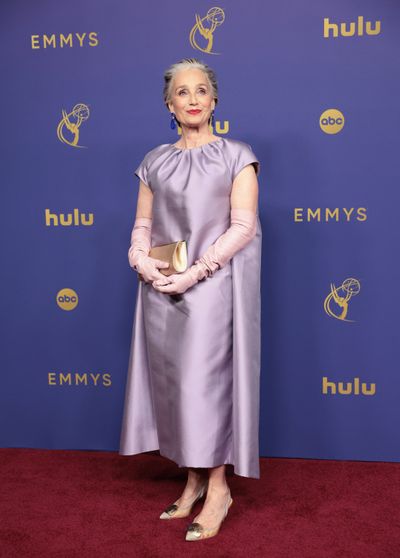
[319,109,345,134]
[56,288,79,311]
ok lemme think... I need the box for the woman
[119,58,262,541]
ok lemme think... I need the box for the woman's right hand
[127,213,169,283]
[134,255,170,283]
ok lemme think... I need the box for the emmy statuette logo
[323,278,361,322]
[57,103,90,148]
[189,7,225,54]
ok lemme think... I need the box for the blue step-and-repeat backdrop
[1,1,399,463]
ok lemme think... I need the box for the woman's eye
[178,89,207,96]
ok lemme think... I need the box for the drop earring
[170,112,176,130]
[210,109,215,128]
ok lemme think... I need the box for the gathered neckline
[170,137,224,151]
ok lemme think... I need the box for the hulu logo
[322,377,376,396]
[45,209,94,226]
[323,16,381,38]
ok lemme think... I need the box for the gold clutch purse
[138,240,188,281]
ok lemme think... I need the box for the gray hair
[163,58,219,125]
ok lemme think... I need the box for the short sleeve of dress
[134,154,152,191]
[232,142,260,182]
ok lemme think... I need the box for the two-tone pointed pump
[159,481,208,519]
[185,490,233,541]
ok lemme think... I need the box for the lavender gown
[119,137,262,479]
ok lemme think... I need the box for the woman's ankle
[185,470,207,491]
[206,481,230,495]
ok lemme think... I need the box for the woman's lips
[187,110,201,114]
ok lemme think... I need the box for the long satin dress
[119,137,262,478]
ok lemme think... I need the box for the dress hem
[119,446,260,479]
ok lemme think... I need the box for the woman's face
[167,68,215,132]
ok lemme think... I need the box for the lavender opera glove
[128,217,170,282]
[153,208,257,295]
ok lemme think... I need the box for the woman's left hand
[152,269,197,295]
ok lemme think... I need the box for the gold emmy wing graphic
[57,103,90,148]
[189,7,225,54]
[323,277,361,322]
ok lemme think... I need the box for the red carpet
[0,449,399,557]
